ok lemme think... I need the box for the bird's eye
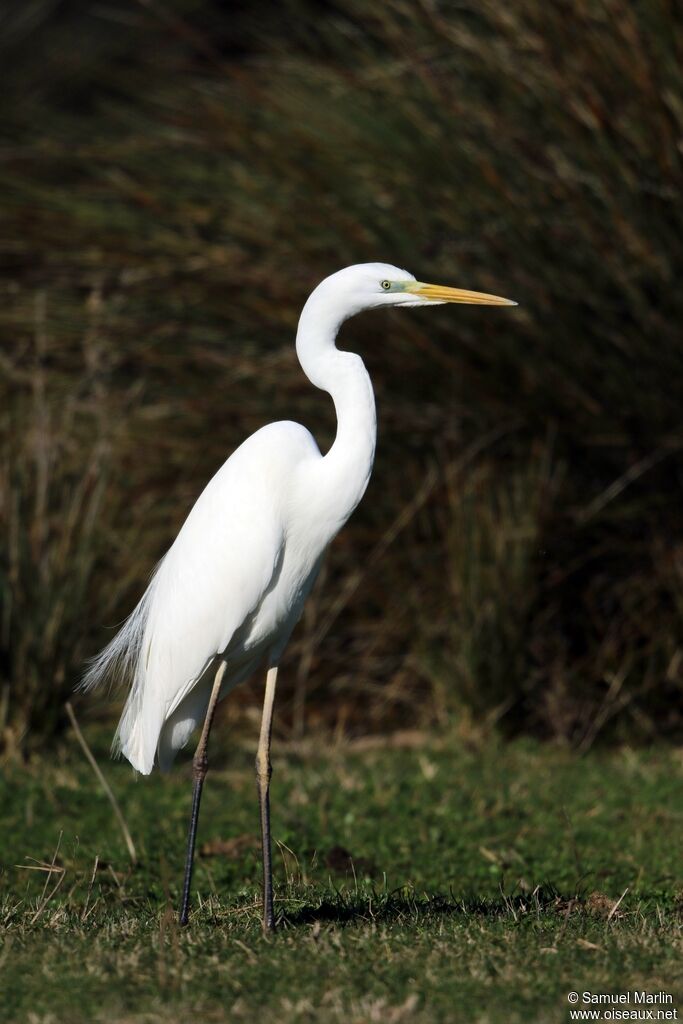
[381,280,391,290]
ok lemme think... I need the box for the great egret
[84,263,515,931]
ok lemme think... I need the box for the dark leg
[179,658,227,926]
[256,665,278,933]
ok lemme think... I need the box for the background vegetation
[1,0,682,751]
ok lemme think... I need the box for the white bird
[84,262,515,931]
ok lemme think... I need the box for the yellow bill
[406,282,517,306]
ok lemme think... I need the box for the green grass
[1,729,681,1022]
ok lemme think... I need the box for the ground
[0,727,681,1023]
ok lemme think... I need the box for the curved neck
[296,295,377,529]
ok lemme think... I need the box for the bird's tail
[81,587,153,695]
[80,567,161,772]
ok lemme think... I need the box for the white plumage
[83,261,515,931]
[87,416,341,772]
[84,263,514,775]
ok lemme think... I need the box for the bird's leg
[256,664,279,934]
[179,657,227,927]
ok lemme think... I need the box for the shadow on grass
[281,885,566,928]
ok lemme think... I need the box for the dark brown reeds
[1,0,681,750]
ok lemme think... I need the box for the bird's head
[308,263,516,320]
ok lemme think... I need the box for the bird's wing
[144,465,285,723]
[83,420,319,774]
[106,424,312,773]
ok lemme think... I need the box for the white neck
[296,292,377,531]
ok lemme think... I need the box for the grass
[1,726,681,1023]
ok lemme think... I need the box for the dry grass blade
[576,445,682,524]
[15,861,65,873]
[81,855,99,922]
[65,701,137,865]
[606,887,629,924]
[29,830,65,925]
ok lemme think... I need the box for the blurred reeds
[1,0,682,751]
